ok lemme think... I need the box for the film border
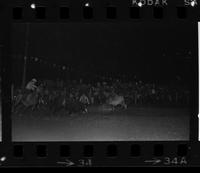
[0,0,200,167]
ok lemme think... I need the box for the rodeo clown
[25,78,38,93]
[79,93,90,113]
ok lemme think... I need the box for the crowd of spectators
[13,76,190,108]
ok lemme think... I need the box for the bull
[106,94,127,110]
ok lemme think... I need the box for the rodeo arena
[12,76,190,114]
[11,55,190,141]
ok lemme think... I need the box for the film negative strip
[0,0,200,167]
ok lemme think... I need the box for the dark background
[11,22,194,86]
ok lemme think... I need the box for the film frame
[0,0,200,167]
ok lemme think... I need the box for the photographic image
[11,22,194,141]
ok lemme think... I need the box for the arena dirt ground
[12,106,190,141]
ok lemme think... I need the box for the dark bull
[106,95,127,110]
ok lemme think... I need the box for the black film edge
[0,0,200,167]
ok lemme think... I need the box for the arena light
[62,66,66,70]
[30,3,36,9]
[85,2,90,7]
[34,57,38,62]
[137,2,143,7]
[0,156,6,162]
